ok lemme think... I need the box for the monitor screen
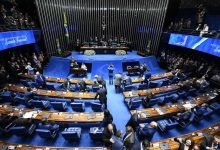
[0,30,36,51]
[169,33,220,57]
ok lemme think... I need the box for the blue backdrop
[0,30,36,51]
[169,33,220,57]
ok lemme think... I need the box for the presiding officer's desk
[4,84,97,100]
[19,73,95,85]
[131,71,174,84]
[130,90,219,121]
[123,78,196,99]
[150,122,220,150]
[0,104,104,123]
[80,45,129,51]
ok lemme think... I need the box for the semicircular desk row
[123,78,196,99]
[0,89,218,124]
[130,90,219,121]
[0,121,219,150]
[3,78,189,100]
[19,71,174,85]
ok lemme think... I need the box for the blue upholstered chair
[91,102,104,112]
[89,127,104,141]
[92,86,100,92]
[36,129,57,139]
[20,79,31,87]
[46,84,55,90]
[129,99,142,110]
[50,102,67,111]
[71,102,85,112]
[30,100,50,109]
[61,127,81,141]
[148,81,161,88]
[0,91,13,102]
[145,72,152,79]
[209,102,220,111]
[187,88,197,96]
[157,119,178,132]
[123,85,136,92]
[10,124,36,136]
[178,91,187,99]
[14,95,28,105]
[138,84,148,90]
[161,79,170,86]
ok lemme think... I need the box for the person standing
[95,84,108,109]
[108,64,114,85]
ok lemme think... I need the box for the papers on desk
[155,108,167,115]
[159,142,170,150]
[183,103,196,109]
[64,114,73,119]
[5,108,14,113]
[141,112,150,117]
[73,93,79,96]
[22,111,38,118]
[42,114,50,119]
[88,114,96,119]
[128,91,133,96]
[7,145,15,150]
[90,93,96,97]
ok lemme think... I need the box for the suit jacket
[62,80,71,90]
[102,124,117,146]
[79,80,87,91]
[123,132,135,150]
[126,114,139,131]
[174,138,194,150]
[95,88,107,104]
[35,75,46,87]
[139,124,156,141]
[112,135,124,150]
[200,133,218,150]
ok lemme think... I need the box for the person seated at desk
[142,93,155,108]
[173,137,195,150]
[79,78,87,92]
[137,121,157,141]
[102,109,113,127]
[25,62,35,75]
[81,63,87,77]
[95,75,106,89]
[194,76,209,89]
[200,133,220,150]
[95,84,108,109]
[123,126,135,150]
[172,110,193,125]
[102,123,117,147]
[139,63,148,77]
[193,103,209,118]
[112,130,124,150]
[35,71,46,88]
[123,74,132,87]
[62,78,71,91]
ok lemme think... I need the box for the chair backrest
[46,84,55,90]
[71,102,85,112]
[89,127,104,140]
[51,102,66,110]
[148,97,161,107]
[149,81,161,88]
[124,85,135,91]
[36,129,54,138]
[61,127,81,140]
[20,79,30,87]
[92,86,99,92]
[1,91,13,101]
[161,79,170,86]
[10,126,28,135]
[129,100,142,109]
[91,102,104,112]
[30,100,49,108]
[138,84,148,90]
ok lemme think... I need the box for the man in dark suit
[95,85,108,109]
[34,71,46,88]
[102,123,117,147]
[62,78,71,91]
[79,78,87,92]
[123,126,135,150]
[13,118,34,127]
[126,113,139,131]
[200,133,220,150]
[137,121,157,141]
[112,130,124,150]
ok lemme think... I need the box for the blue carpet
[1,53,220,147]
[43,57,70,78]
[91,61,123,79]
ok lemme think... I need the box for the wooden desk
[19,73,94,85]
[0,141,109,150]
[150,122,220,150]
[130,90,219,120]
[123,79,196,99]
[131,71,174,83]
[0,104,104,123]
[4,84,97,99]
[80,46,129,51]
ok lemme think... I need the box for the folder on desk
[64,114,73,119]
[88,114,96,119]
[42,114,50,120]
[5,108,14,113]
[159,142,171,150]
